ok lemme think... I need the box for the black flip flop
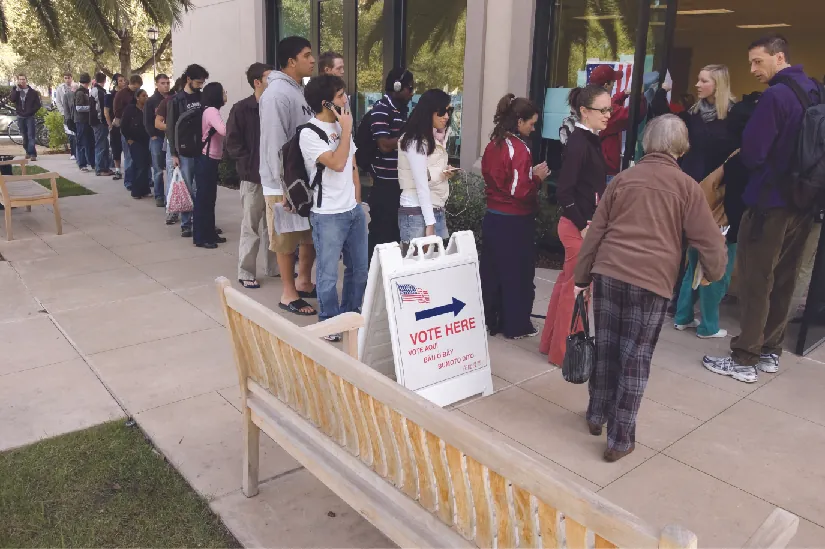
[279,299,317,316]
[298,287,318,299]
[239,279,260,289]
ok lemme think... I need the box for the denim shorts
[398,207,449,243]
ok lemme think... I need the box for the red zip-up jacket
[481,135,542,216]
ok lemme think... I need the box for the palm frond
[135,0,164,23]
[168,0,193,26]
[24,0,62,47]
[71,0,115,49]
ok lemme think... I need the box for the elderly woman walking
[573,115,727,462]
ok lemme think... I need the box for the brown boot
[587,420,602,436]
[604,445,635,462]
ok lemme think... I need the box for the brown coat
[574,153,727,298]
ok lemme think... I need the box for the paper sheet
[271,202,311,234]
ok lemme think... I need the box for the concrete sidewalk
[2,153,825,548]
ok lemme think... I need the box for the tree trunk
[119,29,131,76]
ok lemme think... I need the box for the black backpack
[354,109,376,174]
[175,105,215,158]
[280,123,328,217]
[774,76,825,210]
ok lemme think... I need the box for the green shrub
[445,171,563,251]
[44,109,67,149]
[218,157,239,189]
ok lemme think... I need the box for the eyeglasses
[585,106,614,115]
[437,106,455,117]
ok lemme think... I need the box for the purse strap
[569,292,590,335]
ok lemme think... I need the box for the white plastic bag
[166,167,193,213]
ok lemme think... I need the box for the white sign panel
[359,232,493,407]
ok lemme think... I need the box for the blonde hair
[643,115,690,157]
[690,64,732,120]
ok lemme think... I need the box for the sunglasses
[437,106,455,118]
[585,106,614,115]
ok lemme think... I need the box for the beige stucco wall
[171,0,266,116]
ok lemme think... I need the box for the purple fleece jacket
[741,65,820,208]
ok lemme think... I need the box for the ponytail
[568,85,609,118]
[490,93,539,143]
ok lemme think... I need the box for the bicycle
[3,102,53,147]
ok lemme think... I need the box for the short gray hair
[642,114,690,157]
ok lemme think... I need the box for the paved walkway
[2,154,825,548]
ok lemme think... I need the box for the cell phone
[323,101,342,115]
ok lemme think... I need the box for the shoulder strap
[774,75,813,110]
[298,123,329,144]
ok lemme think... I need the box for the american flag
[398,284,430,304]
[586,62,633,95]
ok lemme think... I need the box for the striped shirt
[369,94,407,184]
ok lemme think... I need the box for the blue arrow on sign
[415,297,466,321]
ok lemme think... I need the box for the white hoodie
[259,71,313,195]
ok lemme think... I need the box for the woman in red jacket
[480,94,550,339]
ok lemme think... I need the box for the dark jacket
[9,85,41,117]
[121,103,149,145]
[556,126,607,230]
[144,90,166,139]
[73,87,91,124]
[679,111,737,183]
[226,95,262,184]
[89,84,107,126]
[741,65,820,208]
[166,90,203,157]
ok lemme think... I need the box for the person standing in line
[397,89,453,244]
[540,85,610,365]
[319,51,345,77]
[73,73,95,172]
[193,83,228,249]
[145,74,171,208]
[226,62,279,288]
[703,35,822,383]
[302,75,367,338]
[155,75,185,226]
[366,67,416,260]
[9,74,41,161]
[121,89,152,199]
[113,75,143,190]
[166,64,210,238]
[90,72,114,176]
[588,65,639,178]
[106,74,127,180]
[260,36,317,316]
[55,72,78,160]
[575,115,727,462]
[480,94,550,339]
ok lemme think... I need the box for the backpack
[280,123,328,217]
[774,76,825,210]
[175,105,215,158]
[354,109,376,174]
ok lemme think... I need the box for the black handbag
[562,292,595,384]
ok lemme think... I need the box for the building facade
[173,0,824,170]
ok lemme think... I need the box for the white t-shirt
[299,118,358,215]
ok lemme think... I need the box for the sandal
[279,299,316,316]
[298,287,317,299]
[239,279,260,289]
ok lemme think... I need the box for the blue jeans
[121,133,133,189]
[168,149,196,229]
[75,122,94,169]
[67,129,76,157]
[310,205,369,322]
[92,124,111,174]
[398,208,449,243]
[17,116,37,157]
[149,137,165,200]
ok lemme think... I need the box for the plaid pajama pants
[587,274,669,452]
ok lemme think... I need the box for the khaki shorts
[265,195,314,254]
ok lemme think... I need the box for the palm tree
[0,0,190,76]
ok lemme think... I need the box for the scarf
[695,99,719,123]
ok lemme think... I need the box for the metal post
[151,42,157,80]
[529,0,557,158]
[622,0,651,170]
[657,0,679,87]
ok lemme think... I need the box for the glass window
[405,0,467,159]
[320,0,344,56]
[356,0,385,122]
[278,0,311,40]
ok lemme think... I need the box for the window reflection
[278,0,310,41]
[320,0,344,57]
[356,0,385,122]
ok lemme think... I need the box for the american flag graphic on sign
[398,284,430,304]
[586,62,633,95]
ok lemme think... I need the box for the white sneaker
[69,155,76,160]
[702,355,758,383]
[698,329,727,339]
[757,353,780,374]
[675,319,700,331]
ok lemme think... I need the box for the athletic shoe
[702,355,758,383]
[511,324,540,340]
[69,155,76,160]
[30,156,37,162]
[165,212,179,225]
[698,329,727,339]
[181,227,193,238]
[80,166,91,172]
[112,172,122,180]
[675,319,700,331]
[758,353,780,374]
[155,197,166,208]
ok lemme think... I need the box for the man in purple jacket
[704,35,821,384]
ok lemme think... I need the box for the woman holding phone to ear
[397,89,455,244]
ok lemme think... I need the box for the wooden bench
[0,159,62,241]
[215,276,799,549]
